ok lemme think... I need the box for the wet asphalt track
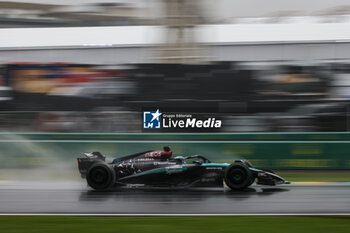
[0,181,349,214]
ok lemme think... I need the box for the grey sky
[216,0,350,17]
[3,0,350,19]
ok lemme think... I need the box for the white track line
[0,213,350,216]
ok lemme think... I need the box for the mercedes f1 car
[77,146,289,190]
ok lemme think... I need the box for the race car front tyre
[86,162,116,190]
[224,163,254,190]
[234,159,253,168]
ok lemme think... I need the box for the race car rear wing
[77,152,106,178]
[83,152,106,161]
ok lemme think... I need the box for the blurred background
[1,0,350,133]
[1,0,350,176]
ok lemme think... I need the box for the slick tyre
[86,162,116,190]
[224,163,254,190]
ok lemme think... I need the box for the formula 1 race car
[77,146,289,190]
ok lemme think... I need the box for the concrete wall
[209,42,350,62]
[0,42,349,64]
[0,47,154,64]
[1,24,350,64]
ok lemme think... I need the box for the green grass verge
[0,216,349,233]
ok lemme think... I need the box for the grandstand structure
[0,22,350,64]
[1,1,350,64]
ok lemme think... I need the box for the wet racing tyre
[86,162,116,190]
[224,162,254,190]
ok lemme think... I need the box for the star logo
[151,109,162,122]
[143,109,162,129]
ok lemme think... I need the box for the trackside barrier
[0,132,349,169]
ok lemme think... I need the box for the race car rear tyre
[86,162,116,190]
[224,163,254,190]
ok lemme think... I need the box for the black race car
[77,146,289,190]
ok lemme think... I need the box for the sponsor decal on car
[205,167,223,170]
[165,166,187,174]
